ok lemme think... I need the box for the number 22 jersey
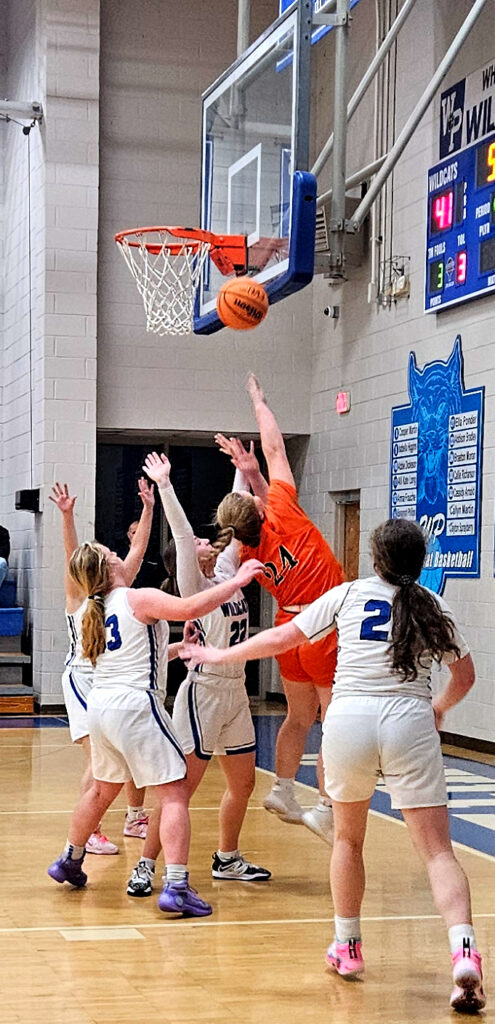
[294,576,469,700]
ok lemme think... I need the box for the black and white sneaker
[211,851,271,881]
[126,859,155,897]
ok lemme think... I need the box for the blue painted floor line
[254,713,495,860]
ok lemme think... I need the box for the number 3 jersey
[92,587,170,697]
[294,575,469,700]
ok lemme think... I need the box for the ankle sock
[141,857,156,872]
[217,849,238,862]
[165,864,187,883]
[334,915,362,943]
[127,806,145,821]
[275,777,295,795]
[448,924,477,954]
[316,796,332,809]
[64,840,85,860]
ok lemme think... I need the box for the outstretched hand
[143,451,171,489]
[178,640,220,667]
[214,434,260,476]
[49,482,76,515]
[138,475,155,510]
[246,372,265,406]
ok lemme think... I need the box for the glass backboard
[194,3,316,334]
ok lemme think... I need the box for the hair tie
[88,594,103,602]
[398,575,415,586]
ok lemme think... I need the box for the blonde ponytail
[69,543,112,666]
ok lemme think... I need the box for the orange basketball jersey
[240,480,344,611]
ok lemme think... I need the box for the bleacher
[0,578,33,712]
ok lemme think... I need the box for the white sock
[448,924,476,954]
[165,864,187,883]
[127,806,145,821]
[276,777,295,795]
[65,840,85,859]
[334,915,361,943]
[317,796,332,809]
[141,857,155,872]
[217,849,238,861]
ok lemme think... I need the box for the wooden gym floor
[0,715,493,1024]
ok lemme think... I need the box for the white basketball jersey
[294,576,469,700]
[65,600,93,674]
[92,587,169,696]
[191,590,249,681]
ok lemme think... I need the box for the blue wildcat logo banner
[390,337,484,595]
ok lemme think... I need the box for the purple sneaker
[47,850,87,888]
[158,874,212,917]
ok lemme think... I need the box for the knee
[226,773,255,802]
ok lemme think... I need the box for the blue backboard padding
[193,171,316,335]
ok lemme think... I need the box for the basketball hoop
[114,226,247,336]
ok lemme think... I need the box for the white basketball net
[116,229,212,336]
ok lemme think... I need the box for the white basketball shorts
[172,673,256,760]
[87,685,186,789]
[61,667,92,743]
[322,694,447,808]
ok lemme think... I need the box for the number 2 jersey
[91,587,170,697]
[293,575,469,701]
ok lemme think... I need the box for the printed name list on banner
[390,336,484,595]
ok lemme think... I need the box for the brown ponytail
[371,519,461,682]
[69,543,112,666]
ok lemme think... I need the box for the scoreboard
[425,130,495,312]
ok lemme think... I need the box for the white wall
[97,0,312,438]
[306,0,495,743]
[1,0,99,705]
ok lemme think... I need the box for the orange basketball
[216,276,269,330]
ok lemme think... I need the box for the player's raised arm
[49,483,82,603]
[143,451,207,597]
[122,476,155,585]
[214,433,269,502]
[245,373,294,487]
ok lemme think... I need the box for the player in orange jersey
[215,374,344,843]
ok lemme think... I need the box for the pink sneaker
[85,830,119,855]
[450,947,486,1013]
[326,939,364,978]
[123,814,149,839]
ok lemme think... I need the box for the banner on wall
[390,337,484,595]
[439,59,495,159]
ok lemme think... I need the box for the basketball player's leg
[213,752,271,881]
[47,779,123,888]
[299,683,334,843]
[123,779,148,838]
[263,676,318,823]
[325,798,369,977]
[155,777,212,917]
[402,805,485,1011]
[77,733,120,855]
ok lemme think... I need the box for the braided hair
[215,492,262,548]
[371,519,460,681]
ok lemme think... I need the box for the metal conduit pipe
[351,0,490,232]
[311,0,418,178]
[237,0,251,57]
[316,153,387,207]
[329,0,350,268]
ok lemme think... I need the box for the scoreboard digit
[425,130,495,312]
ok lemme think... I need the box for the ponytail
[69,543,112,666]
[371,520,461,682]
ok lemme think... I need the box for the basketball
[216,276,269,330]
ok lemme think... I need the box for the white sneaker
[263,784,304,823]
[85,829,119,855]
[302,803,334,845]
